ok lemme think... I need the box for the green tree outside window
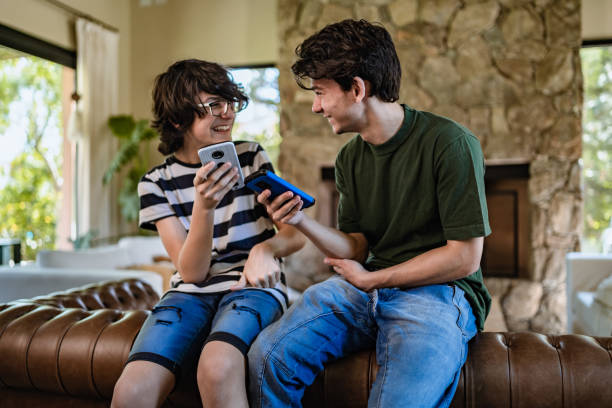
[581,46,612,252]
[231,67,281,168]
[0,47,63,260]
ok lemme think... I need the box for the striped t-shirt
[138,141,287,308]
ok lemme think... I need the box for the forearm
[256,225,306,258]
[178,205,214,283]
[296,214,367,262]
[363,238,483,290]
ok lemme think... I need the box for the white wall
[583,0,612,39]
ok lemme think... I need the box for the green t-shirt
[335,105,492,331]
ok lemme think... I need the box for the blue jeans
[248,276,477,408]
[128,289,283,380]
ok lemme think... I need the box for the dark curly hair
[292,19,401,102]
[151,59,249,155]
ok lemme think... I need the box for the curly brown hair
[151,59,248,155]
[291,19,401,102]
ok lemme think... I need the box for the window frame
[0,24,76,69]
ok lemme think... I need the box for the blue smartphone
[244,170,315,209]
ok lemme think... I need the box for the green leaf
[119,178,141,222]
[104,114,158,222]
[142,127,158,140]
[103,141,139,184]
[108,115,136,139]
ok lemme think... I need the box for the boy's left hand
[231,244,281,290]
[325,257,372,291]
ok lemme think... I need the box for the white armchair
[36,245,133,269]
[566,252,612,335]
[35,236,174,292]
[36,236,168,269]
[0,265,163,303]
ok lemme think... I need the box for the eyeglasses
[196,99,246,117]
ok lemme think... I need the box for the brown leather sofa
[1,278,611,407]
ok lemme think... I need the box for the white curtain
[72,18,119,241]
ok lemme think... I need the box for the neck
[359,101,404,146]
[174,139,201,164]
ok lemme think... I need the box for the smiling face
[311,78,361,134]
[185,92,236,149]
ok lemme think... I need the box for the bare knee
[112,373,141,408]
[112,361,174,408]
[198,341,245,391]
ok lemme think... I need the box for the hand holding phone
[197,142,245,190]
[244,170,315,209]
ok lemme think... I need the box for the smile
[213,125,231,132]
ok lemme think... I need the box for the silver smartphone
[197,141,245,190]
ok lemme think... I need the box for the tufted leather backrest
[0,279,158,399]
[302,332,612,407]
[15,278,160,311]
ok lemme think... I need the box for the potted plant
[103,115,158,222]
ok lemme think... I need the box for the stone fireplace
[278,0,582,334]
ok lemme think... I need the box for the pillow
[595,274,612,308]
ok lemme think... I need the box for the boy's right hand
[194,162,239,210]
[257,189,304,225]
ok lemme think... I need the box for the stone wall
[278,0,582,334]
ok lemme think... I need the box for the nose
[312,96,322,114]
[219,105,235,119]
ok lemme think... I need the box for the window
[230,66,281,168]
[0,25,76,261]
[581,41,612,252]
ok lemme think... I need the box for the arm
[256,189,369,263]
[156,162,239,284]
[233,221,307,289]
[328,237,483,291]
[256,221,307,259]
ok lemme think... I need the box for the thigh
[250,277,376,384]
[128,291,220,377]
[370,284,477,408]
[206,289,284,356]
[378,284,476,339]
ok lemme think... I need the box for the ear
[351,77,368,103]
[171,122,181,129]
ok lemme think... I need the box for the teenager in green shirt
[248,19,491,408]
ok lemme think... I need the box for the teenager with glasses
[248,20,492,408]
[111,59,305,408]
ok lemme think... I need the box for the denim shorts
[127,289,283,378]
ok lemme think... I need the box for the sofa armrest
[0,279,158,399]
